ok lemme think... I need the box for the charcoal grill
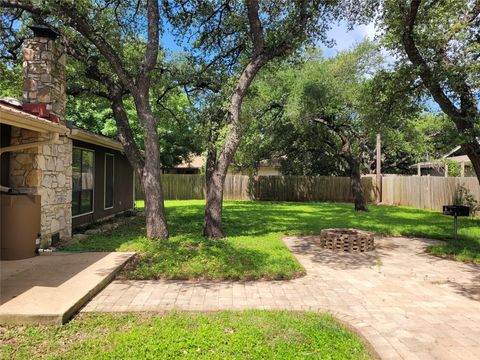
[442,205,470,241]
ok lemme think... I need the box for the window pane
[82,150,94,191]
[80,189,93,213]
[72,148,94,216]
[105,154,114,208]
[72,148,82,216]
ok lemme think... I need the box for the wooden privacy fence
[382,175,480,212]
[135,174,480,212]
[135,174,376,202]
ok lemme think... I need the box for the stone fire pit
[317,228,375,252]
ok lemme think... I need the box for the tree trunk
[203,146,225,238]
[203,56,267,238]
[203,170,226,239]
[111,91,169,239]
[340,138,368,212]
[350,159,368,212]
[140,113,169,239]
[464,142,480,185]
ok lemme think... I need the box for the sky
[320,21,377,58]
[161,21,378,58]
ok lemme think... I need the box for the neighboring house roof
[176,155,204,169]
[412,155,472,169]
[442,145,462,159]
[0,97,124,151]
[410,142,479,169]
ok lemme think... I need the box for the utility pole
[376,133,382,203]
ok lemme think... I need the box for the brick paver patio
[83,236,480,360]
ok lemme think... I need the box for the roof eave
[0,105,68,134]
[68,128,123,151]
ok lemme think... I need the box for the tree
[380,0,480,183]
[284,42,392,211]
[1,0,170,238]
[166,0,339,238]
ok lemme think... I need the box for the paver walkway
[84,236,480,360]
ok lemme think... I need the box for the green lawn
[0,311,372,360]
[61,200,480,280]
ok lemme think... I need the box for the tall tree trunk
[111,90,169,239]
[341,139,368,212]
[142,129,169,239]
[203,57,267,238]
[203,146,224,238]
[349,158,368,212]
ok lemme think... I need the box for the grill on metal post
[442,205,470,241]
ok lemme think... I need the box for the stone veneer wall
[9,129,72,246]
[23,36,66,120]
[7,33,72,247]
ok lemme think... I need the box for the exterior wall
[72,140,134,228]
[8,128,72,245]
[0,124,11,187]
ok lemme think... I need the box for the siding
[72,139,133,228]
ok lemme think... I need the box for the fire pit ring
[317,228,375,252]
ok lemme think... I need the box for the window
[104,153,114,209]
[72,148,94,216]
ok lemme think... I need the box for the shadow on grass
[61,200,480,280]
[167,201,477,241]
[122,236,279,280]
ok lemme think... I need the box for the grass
[61,200,480,280]
[0,311,372,360]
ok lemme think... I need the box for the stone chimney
[22,25,66,124]
[9,24,73,246]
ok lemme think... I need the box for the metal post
[454,215,458,241]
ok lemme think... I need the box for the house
[411,145,476,177]
[0,26,134,249]
[163,155,203,174]
[165,155,282,176]
[230,158,282,176]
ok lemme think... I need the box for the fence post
[376,133,382,203]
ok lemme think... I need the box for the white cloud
[321,21,377,58]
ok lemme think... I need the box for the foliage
[453,185,479,215]
[0,311,371,360]
[378,0,480,180]
[445,159,461,177]
[236,41,431,176]
[62,200,480,280]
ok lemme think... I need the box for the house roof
[68,128,124,151]
[176,155,204,169]
[0,102,69,135]
[0,98,124,151]
[411,155,472,168]
[411,141,480,169]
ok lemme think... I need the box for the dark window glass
[72,148,94,216]
[105,154,114,208]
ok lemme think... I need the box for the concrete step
[0,251,135,325]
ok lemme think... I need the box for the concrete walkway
[83,236,480,360]
[0,251,134,325]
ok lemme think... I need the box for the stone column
[8,26,72,246]
[22,30,66,124]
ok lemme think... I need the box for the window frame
[104,152,115,210]
[72,146,95,218]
